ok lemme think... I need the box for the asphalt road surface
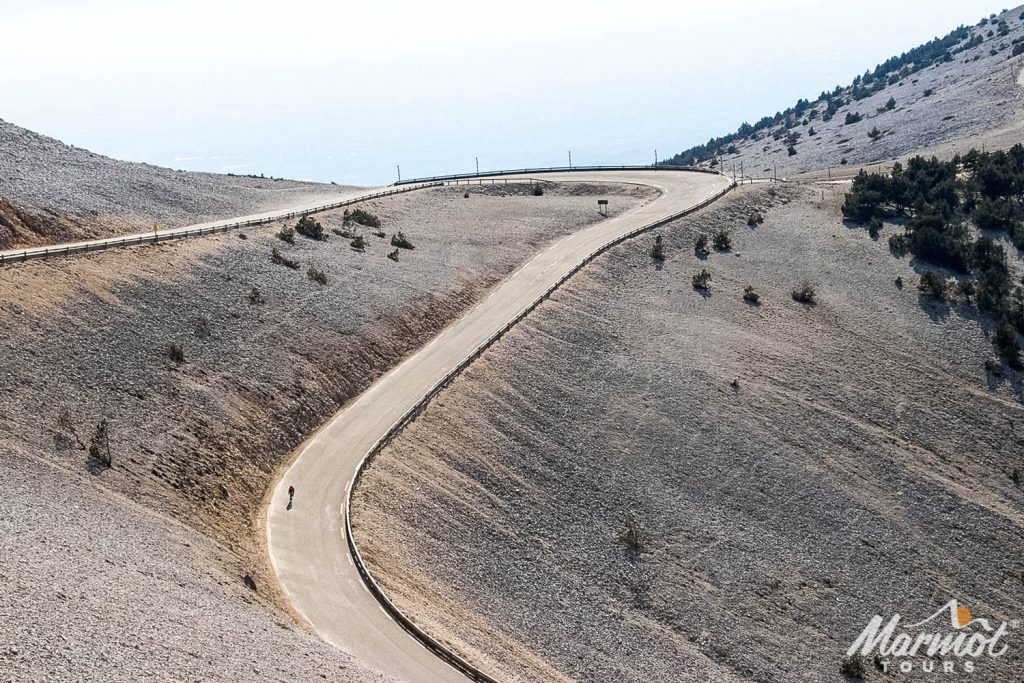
[266,170,732,682]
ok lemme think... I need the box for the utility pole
[475,157,479,175]
[654,149,658,168]
[397,165,401,183]
[740,160,744,185]
[568,150,572,169]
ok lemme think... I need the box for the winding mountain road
[266,170,733,682]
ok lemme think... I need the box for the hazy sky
[1,0,1006,184]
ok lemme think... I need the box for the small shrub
[332,227,355,239]
[743,286,760,304]
[248,287,264,305]
[985,358,1004,376]
[532,185,544,196]
[692,269,712,291]
[347,208,381,229]
[168,342,185,363]
[713,229,732,251]
[808,127,816,136]
[277,225,295,244]
[351,235,366,251]
[994,319,1023,369]
[868,127,882,142]
[307,266,327,285]
[391,232,415,250]
[923,88,935,97]
[619,514,644,550]
[792,282,816,304]
[55,406,84,450]
[840,654,866,679]
[88,419,113,469]
[868,216,883,238]
[956,279,977,299]
[895,275,904,289]
[651,235,665,261]
[747,212,764,227]
[387,248,400,262]
[884,96,896,111]
[918,270,948,300]
[271,247,300,269]
[295,215,325,240]
[889,232,910,254]
[1008,222,1024,250]
[194,317,211,339]
[845,111,863,125]
[787,145,797,156]
[694,234,709,256]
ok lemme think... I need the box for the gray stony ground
[0,451,396,683]
[0,118,358,248]
[353,184,1024,682]
[0,181,654,680]
[697,12,1024,181]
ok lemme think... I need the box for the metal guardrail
[393,164,723,186]
[344,173,736,683]
[0,182,444,266]
[1,166,764,266]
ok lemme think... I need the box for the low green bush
[692,269,712,290]
[307,266,327,285]
[346,208,381,228]
[651,235,665,261]
[391,232,415,250]
[792,282,816,304]
[918,270,948,300]
[271,247,300,269]
[713,229,732,251]
[619,514,644,550]
[295,215,325,240]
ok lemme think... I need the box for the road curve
[266,170,732,682]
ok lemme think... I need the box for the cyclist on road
[288,485,295,507]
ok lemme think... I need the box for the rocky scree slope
[665,7,1024,178]
[353,184,1024,683]
[0,181,656,651]
[0,118,357,248]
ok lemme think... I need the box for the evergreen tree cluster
[843,147,1024,368]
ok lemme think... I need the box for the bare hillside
[0,181,655,679]
[669,9,1024,179]
[0,118,358,248]
[353,184,1024,682]
[0,451,396,683]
